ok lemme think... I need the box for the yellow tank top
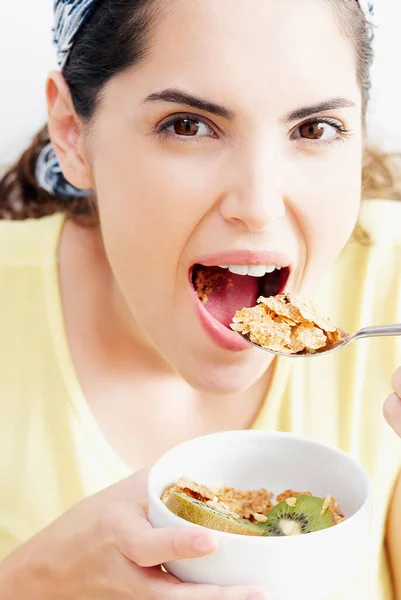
[0,201,401,599]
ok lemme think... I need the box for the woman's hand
[384,367,401,437]
[0,469,265,600]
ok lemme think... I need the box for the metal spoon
[239,323,401,358]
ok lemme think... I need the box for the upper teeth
[218,265,282,277]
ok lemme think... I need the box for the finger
[151,575,267,600]
[124,562,267,600]
[384,392,401,437]
[109,502,218,567]
[121,517,218,566]
[392,367,401,396]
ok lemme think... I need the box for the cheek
[92,129,229,250]
[289,143,362,283]
[90,139,225,306]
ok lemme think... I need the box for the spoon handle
[354,323,401,340]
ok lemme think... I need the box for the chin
[173,350,273,395]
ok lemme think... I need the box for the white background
[0,0,400,168]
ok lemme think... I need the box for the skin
[1,0,401,598]
[50,0,364,466]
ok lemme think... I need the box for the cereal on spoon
[231,293,345,355]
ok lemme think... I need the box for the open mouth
[190,263,290,329]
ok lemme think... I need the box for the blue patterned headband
[36,0,375,198]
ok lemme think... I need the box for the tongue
[200,268,260,328]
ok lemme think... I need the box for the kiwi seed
[262,495,334,537]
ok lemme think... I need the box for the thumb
[115,468,150,503]
[384,392,401,437]
[93,468,150,506]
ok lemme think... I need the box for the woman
[0,0,401,597]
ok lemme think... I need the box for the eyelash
[156,113,218,145]
[295,117,353,147]
[155,113,352,147]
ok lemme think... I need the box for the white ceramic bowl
[148,430,372,600]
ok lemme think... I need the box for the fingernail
[246,594,266,600]
[192,534,216,553]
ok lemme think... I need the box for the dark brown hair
[0,0,399,221]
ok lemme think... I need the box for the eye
[158,115,217,139]
[291,118,346,143]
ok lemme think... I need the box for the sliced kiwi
[262,495,333,537]
[165,491,265,536]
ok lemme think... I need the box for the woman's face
[80,0,363,392]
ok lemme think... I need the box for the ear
[46,71,94,191]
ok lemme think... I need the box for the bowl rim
[148,430,373,542]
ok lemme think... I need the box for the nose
[219,145,286,233]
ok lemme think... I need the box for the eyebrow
[145,89,235,119]
[145,89,355,123]
[282,98,356,122]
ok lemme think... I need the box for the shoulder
[357,199,401,246]
[335,199,401,288]
[319,198,401,332]
[0,213,65,266]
